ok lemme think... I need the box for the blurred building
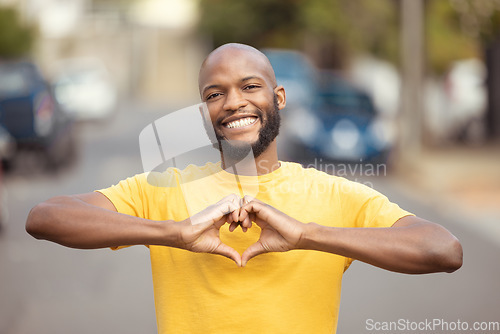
[2,0,208,106]
[486,41,500,139]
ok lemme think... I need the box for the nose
[223,88,248,112]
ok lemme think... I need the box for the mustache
[215,109,263,127]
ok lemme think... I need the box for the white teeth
[225,117,257,129]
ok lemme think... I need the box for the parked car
[262,48,319,110]
[0,124,15,165]
[0,61,75,168]
[424,58,487,144]
[0,124,14,231]
[285,71,395,163]
[262,49,322,160]
[263,49,394,164]
[52,58,118,121]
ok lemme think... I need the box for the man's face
[199,48,285,159]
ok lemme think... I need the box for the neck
[221,140,280,176]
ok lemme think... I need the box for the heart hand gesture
[174,194,243,266]
[238,196,306,266]
[173,194,307,267]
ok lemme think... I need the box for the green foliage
[299,0,399,59]
[0,6,36,59]
[446,0,500,44]
[90,0,136,12]
[198,0,399,68]
[197,0,500,72]
[426,0,487,74]
[198,0,304,49]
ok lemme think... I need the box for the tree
[197,0,398,69]
[0,7,36,59]
[198,0,500,138]
[426,0,500,138]
[425,0,500,74]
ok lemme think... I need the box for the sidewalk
[394,141,500,242]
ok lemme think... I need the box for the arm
[26,192,244,265]
[238,197,463,273]
[26,192,173,249]
[302,215,463,274]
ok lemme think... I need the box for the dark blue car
[301,71,394,163]
[263,48,394,164]
[262,48,319,110]
[0,61,74,168]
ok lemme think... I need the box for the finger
[241,195,255,205]
[212,202,239,227]
[229,194,243,215]
[241,241,267,267]
[217,193,240,205]
[238,204,249,223]
[229,221,239,232]
[213,243,242,267]
[230,195,243,224]
[231,206,239,224]
[188,216,215,230]
[241,215,252,229]
[219,201,239,216]
[240,201,273,229]
[214,214,230,229]
[238,206,255,228]
[190,202,236,226]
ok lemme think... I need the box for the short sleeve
[96,173,150,218]
[337,179,414,270]
[96,173,152,250]
[338,179,413,229]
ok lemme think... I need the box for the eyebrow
[202,76,265,96]
[241,75,263,82]
[202,84,220,96]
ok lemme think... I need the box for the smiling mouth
[223,116,258,129]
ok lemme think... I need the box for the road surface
[1,102,498,334]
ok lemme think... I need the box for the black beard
[216,94,281,161]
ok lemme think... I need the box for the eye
[206,92,222,101]
[243,84,260,90]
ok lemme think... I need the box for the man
[26,43,462,334]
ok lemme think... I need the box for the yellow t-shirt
[98,161,412,334]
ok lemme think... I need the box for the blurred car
[286,71,395,163]
[444,58,487,143]
[0,61,74,167]
[262,48,319,110]
[262,49,322,160]
[0,124,15,163]
[52,58,118,121]
[0,124,14,231]
[424,58,487,144]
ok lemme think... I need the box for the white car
[425,58,487,143]
[53,58,118,121]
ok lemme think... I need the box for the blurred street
[0,102,160,334]
[1,101,499,334]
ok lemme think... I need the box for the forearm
[26,196,176,249]
[300,219,463,274]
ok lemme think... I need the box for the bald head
[198,43,277,97]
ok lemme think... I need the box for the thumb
[213,242,242,267]
[241,241,267,267]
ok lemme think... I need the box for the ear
[274,85,286,111]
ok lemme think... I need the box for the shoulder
[280,161,342,182]
[280,161,380,195]
[147,162,221,187]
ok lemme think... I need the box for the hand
[174,194,243,266]
[238,196,306,267]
